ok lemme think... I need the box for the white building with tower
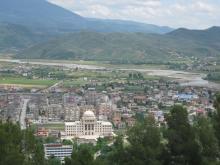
[64,111,113,142]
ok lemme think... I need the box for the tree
[107,135,128,165]
[137,72,144,79]
[194,117,219,164]
[70,144,94,165]
[24,128,36,153]
[128,73,132,79]
[213,93,220,148]
[32,142,46,165]
[126,116,163,165]
[165,105,202,165]
[62,139,73,145]
[0,122,24,165]
[135,112,145,123]
[95,138,108,152]
[64,157,72,165]
[47,156,61,165]
[0,122,48,165]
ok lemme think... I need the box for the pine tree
[194,117,219,164]
[126,116,163,165]
[213,94,220,148]
[165,105,202,165]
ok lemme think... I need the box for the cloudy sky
[48,0,220,29]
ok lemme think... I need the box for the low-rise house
[125,117,136,127]
[36,127,49,137]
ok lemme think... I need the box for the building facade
[65,111,113,138]
[47,104,63,121]
[64,105,80,121]
[36,127,49,137]
[44,143,73,162]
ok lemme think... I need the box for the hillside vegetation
[16,29,220,63]
[1,0,220,63]
[168,26,220,51]
[0,23,52,53]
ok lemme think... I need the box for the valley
[0,58,219,90]
[1,0,220,164]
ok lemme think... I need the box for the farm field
[0,77,57,87]
[42,123,65,131]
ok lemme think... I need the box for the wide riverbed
[1,59,220,90]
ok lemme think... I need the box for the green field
[0,77,57,87]
[42,123,65,130]
[143,75,161,80]
[63,79,87,87]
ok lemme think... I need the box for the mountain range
[17,29,220,63]
[0,0,172,34]
[0,0,220,63]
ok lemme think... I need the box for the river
[1,59,220,90]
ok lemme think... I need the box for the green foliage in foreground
[0,122,24,165]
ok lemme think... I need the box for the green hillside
[168,26,220,51]
[0,23,51,53]
[16,30,220,63]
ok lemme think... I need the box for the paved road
[19,99,29,130]
[42,80,63,92]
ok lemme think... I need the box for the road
[42,80,63,92]
[19,99,29,130]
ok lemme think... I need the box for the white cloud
[191,2,215,13]
[48,0,220,29]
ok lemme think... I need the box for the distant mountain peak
[0,0,173,34]
[207,26,220,32]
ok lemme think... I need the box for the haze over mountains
[0,0,220,63]
[0,0,172,34]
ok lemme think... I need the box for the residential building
[64,105,80,121]
[47,104,63,121]
[44,143,73,162]
[36,127,49,137]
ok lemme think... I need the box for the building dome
[83,111,96,119]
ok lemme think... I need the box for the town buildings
[64,105,80,121]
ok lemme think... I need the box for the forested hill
[16,29,220,63]
[0,23,52,53]
[168,26,220,50]
[1,0,220,63]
